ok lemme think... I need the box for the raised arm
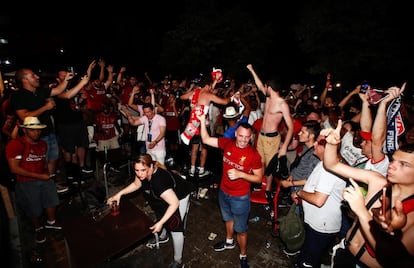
[57,74,90,99]
[321,120,386,189]
[127,86,140,110]
[117,66,126,85]
[358,87,372,132]
[50,74,71,96]
[98,59,105,81]
[240,95,251,117]
[86,60,96,78]
[371,83,406,162]
[246,64,266,94]
[103,64,114,89]
[338,85,360,109]
[144,71,153,87]
[198,113,218,148]
[210,93,230,106]
[58,61,94,99]
[319,74,331,107]
[180,87,193,101]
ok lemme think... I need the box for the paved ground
[10,179,296,267]
[8,147,301,268]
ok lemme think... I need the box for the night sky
[1,1,412,90]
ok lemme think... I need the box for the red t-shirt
[218,137,262,196]
[163,103,180,131]
[5,137,48,182]
[119,84,133,105]
[94,112,119,140]
[82,85,107,112]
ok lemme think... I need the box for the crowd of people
[1,59,414,267]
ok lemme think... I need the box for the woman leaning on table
[107,153,191,268]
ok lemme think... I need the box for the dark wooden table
[63,199,154,268]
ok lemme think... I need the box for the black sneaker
[35,227,46,243]
[283,249,300,256]
[44,221,63,230]
[240,256,249,268]
[169,261,185,268]
[72,180,85,185]
[56,183,69,194]
[30,250,43,263]
[146,235,170,249]
[213,240,236,252]
[81,167,94,174]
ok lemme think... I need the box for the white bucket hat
[223,106,240,119]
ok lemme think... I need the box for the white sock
[226,238,234,244]
[190,166,195,173]
[47,220,56,225]
[199,167,205,173]
[240,254,247,259]
[160,228,167,238]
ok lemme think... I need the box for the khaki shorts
[256,133,281,167]
[97,136,120,152]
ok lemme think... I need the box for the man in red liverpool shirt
[5,117,61,245]
[197,113,263,268]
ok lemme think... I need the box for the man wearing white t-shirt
[292,135,346,268]
[125,103,167,165]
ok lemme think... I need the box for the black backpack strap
[347,188,383,242]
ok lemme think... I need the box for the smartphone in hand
[381,182,392,217]
[360,81,369,93]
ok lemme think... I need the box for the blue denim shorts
[41,133,59,161]
[218,189,250,233]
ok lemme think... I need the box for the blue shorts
[218,189,250,233]
[15,179,60,218]
[41,133,59,161]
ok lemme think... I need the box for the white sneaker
[146,235,169,249]
[198,170,210,177]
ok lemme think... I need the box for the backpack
[277,203,305,252]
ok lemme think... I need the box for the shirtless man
[246,64,294,200]
[180,76,229,177]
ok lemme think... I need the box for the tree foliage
[294,0,412,87]
[158,2,274,81]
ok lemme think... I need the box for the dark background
[0,0,412,95]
